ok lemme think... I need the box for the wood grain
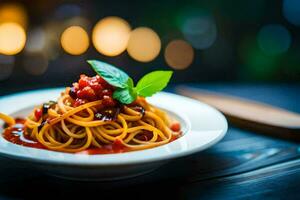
[177,86,300,140]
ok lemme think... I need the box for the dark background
[1,2,300,199]
[0,0,300,96]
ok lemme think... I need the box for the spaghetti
[0,74,181,154]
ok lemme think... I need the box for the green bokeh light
[239,36,279,80]
[257,24,291,56]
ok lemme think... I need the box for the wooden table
[0,84,300,199]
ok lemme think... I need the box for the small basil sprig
[87,60,173,104]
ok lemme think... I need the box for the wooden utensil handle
[177,86,300,141]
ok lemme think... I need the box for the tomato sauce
[2,118,181,155]
[2,118,130,154]
[70,74,117,107]
[3,118,45,149]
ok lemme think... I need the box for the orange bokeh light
[127,27,161,62]
[0,22,26,55]
[92,17,131,56]
[164,40,194,70]
[61,26,89,55]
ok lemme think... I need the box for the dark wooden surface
[0,84,300,200]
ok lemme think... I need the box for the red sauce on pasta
[3,118,181,155]
[3,118,45,149]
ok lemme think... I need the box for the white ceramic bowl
[0,89,227,180]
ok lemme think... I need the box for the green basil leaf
[127,77,134,88]
[87,60,129,88]
[113,87,137,104]
[135,71,173,97]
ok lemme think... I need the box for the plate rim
[0,88,228,166]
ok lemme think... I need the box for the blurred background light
[283,0,300,26]
[0,3,28,28]
[181,10,217,50]
[23,53,49,76]
[61,26,89,55]
[257,24,291,56]
[92,16,131,56]
[0,55,14,81]
[239,36,278,80]
[25,28,46,53]
[164,39,194,70]
[0,0,299,87]
[127,27,161,62]
[0,22,26,55]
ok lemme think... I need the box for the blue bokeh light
[283,0,300,26]
[257,24,291,55]
[180,10,217,50]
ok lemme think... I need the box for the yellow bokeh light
[92,16,131,56]
[127,27,161,62]
[0,3,28,28]
[164,40,194,70]
[61,26,89,55]
[0,22,26,55]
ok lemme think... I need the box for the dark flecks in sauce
[3,118,45,149]
[2,118,129,154]
[131,105,145,116]
[134,130,152,141]
[38,121,47,132]
[42,101,57,114]
[2,117,180,154]
[2,122,8,129]
[94,107,120,121]
[69,87,77,99]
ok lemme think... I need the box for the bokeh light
[239,36,278,80]
[25,28,46,53]
[181,11,217,49]
[283,0,300,26]
[0,3,28,28]
[127,27,161,62]
[92,16,131,56]
[61,26,89,55]
[0,22,26,55]
[23,53,48,76]
[257,24,291,56]
[0,55,14,81]
[164,40,194,70]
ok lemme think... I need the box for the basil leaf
[87,60,173,103]
[87,60,129,88]
[113,87,137,104]
[135,71,173,97]
[127,77,134,88]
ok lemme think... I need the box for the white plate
[0,88,227,180]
